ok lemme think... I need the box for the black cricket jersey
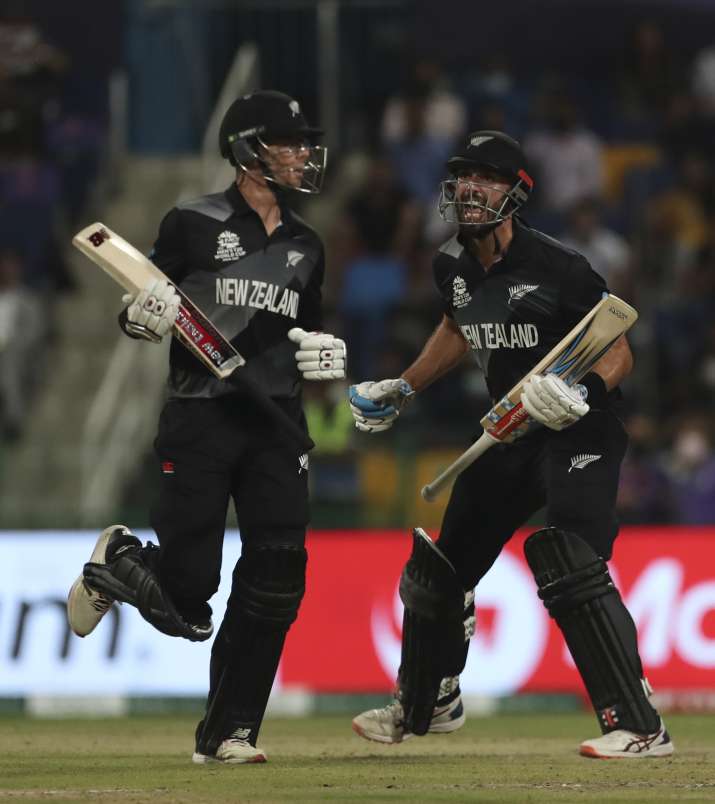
[433,218,613,404]
[144,183,324,400]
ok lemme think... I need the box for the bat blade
[73,222,245,378]
[421,294,638,501]
[480,294,637,444]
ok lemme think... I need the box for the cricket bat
[73,223,245,378]
[73,222,314,451]
[421,294,637,502]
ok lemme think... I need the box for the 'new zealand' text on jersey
[148,183,324,400]
[433,218,611,404]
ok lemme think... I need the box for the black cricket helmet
[219,90,327,194]
[438,130,534,231]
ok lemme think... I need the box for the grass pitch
[0,713,713,803]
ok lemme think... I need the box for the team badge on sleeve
[452,276,472,309]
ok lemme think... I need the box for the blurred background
[0,0,713,714]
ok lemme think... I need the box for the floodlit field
[0,713,713,803]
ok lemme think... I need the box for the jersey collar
[224,182,298,234]
[458,216,528,275]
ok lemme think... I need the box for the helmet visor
[438,175,527,227]
[256,137,327,194]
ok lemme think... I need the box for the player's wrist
[399,375,417,398]
[579,372,609,409]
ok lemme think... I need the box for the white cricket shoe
[352,695,466,744]
[67,525,138,637]
[580,719,674,759]
[192,738,267,765]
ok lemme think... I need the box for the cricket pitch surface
[0,713,713,803]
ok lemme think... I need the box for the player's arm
[402,314,469,392]
[119,209,184,342]
[523,332,634,431]
[522,251,633,430]
[590,334,633,391]
[349,314,469,433]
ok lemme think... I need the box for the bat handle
[227,372,315,452]
[421,431,498,502]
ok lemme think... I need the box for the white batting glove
[123,278,180,343]
[521,373,589,431]
[349,379,414,433]
[288,327,346,380]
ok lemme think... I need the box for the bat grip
[421,431,497,502]
[227,372,315,452]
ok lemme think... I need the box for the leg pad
[84,542,212,642]
[524,527,659,733]
[196,544,307,755]
[398,528,465,735]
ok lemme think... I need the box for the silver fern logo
[286,250,304,268]
[569,453,602,473]
[508,283,539,305]
[298,453,309,474]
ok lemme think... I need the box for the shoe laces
[83,581,113,613]
[383,699,404,722]
[90,593,113,614]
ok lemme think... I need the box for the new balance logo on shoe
[230,728,251,740]
[569,453,602,473]
[508,283,539,305]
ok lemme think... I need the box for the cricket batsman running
[349,131,673,759]
[67,91,346,764]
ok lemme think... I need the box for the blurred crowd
[3,12,714,525]
[312,20,715,525]
[0,17,103,441]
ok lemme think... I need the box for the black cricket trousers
[149,394,310,621]
[436,409,628,590]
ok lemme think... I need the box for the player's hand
[123,279,180,343]
[288,327,346,380]
[520,373,589,431]
[349,379,414,433]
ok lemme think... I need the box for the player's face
[453,169,511,226]
[261,138,311,188]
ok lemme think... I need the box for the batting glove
[349,379,415,433]
[521,373,589,431]
[288,327,346,380]
[123,278,180,343]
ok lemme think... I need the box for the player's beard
[441,180,510,235]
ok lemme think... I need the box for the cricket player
[67,90,346,764]
[349,131,673,759]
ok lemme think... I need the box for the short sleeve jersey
[145,183,324,400]
[433,218,611,403]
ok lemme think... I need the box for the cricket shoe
[192,738,267,764]
[67,525,141,637]
[580,719,674,759]
[352,694,466,744]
